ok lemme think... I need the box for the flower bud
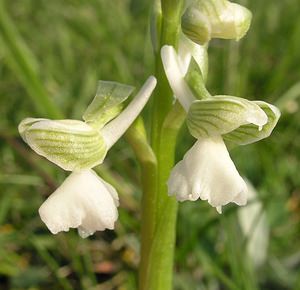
[181,0,252,45]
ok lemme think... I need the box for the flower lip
[38,169,119,238]
[167,136,248,212]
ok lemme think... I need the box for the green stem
[125,118,158,287]
[139,0,184,289]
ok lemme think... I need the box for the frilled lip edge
[167,137,248,213]
[38,170,119,238]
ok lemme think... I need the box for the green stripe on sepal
[223,101,281,145]
[83,81,135,129]
[19,118,47,143]
[19,118,108,171]
[187,96,268,138]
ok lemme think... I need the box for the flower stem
[139,1,184,289]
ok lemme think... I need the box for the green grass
[0,0,300,289]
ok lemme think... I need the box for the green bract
[19,118,108,171]
[184,58,211,99]
[223,101,281,145]
[181,0,252,45]
[187,96,268,138]
[83,81,135,129]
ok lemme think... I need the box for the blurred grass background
[0,0,300,289]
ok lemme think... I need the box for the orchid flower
[19,76,157,236]
[161,45,280,212]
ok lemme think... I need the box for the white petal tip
[161,45,196,111]
[161,45,173,57]
[216,206,222,214]
[78,228,95,239]
[147,75,157,87]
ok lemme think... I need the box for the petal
[83,81,135,129]
[178,33,209,80]
[223,101,281,145]
[168,136,248,211]
[19,118,107,171]
[101,76,157,149]
[39,170,119,237]
[187,95,268,138]
[161,45,196,111]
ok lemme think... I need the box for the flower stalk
[139,1,184,290]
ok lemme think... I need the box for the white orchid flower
[161,45,280,212]
[19,77,157,236]
[39,170,119,238]
[19,76,157,171]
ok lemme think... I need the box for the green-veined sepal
[19,118,108,171]
[83,81,135,129]
[181,0,252,45]
[223,101,281,145]
[187,96,268,138]
[19,118,47,143]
